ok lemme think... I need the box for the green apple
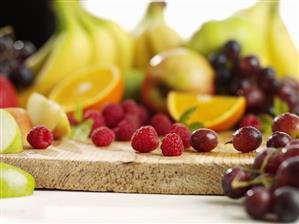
[27,93,71,139]
[0,109,23,154]
[0,162,35,198]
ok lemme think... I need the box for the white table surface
[0,190,280,223]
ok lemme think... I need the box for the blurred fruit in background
[189,0,299,81]
[141,48,214,112]
[49,65,123,113]
[18,0,133,107]
[133,1,183,69]
[0,76,19,108]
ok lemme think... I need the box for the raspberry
[123,113,142,128]
[27,126,53,149]
[122,99,139,115]
[83,110,105,133]
[91,126,115,147]
[102,103,124,128]
[150,113,172,136]
[169,123,191,148]
[240,114,261,131]
[114,119,137,141]
[139,106,150,125]
[161,133,184,156]
[67,114,78,126]
[131,125,159,153]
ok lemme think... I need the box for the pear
[188,17,268,65]
[0,109,23,154]
[0,162,35,198]
[141,48,214,112]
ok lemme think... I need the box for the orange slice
[49,65,123,113]
[167,91,246,131]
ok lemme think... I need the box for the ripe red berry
[83,110,105,133]
[169,123,191,148]
[67,114,78,126]
[102,103,125,128]
[27,126,53,149]
[114,119,137,141]
[240,114,261,131]
[190,128,218,152]
[91,126,115,147]
[131,126,159,153]
[122,99,139,115]
[150,113,172,136]
[161,133,184,156]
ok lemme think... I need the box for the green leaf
[73,102,83,123]
[258,114,273,135]
[273,97,289,116]
[69,119,93,142]
[188,122,203,132]
[179,106,198,124]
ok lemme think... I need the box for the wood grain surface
[0,132,259,195]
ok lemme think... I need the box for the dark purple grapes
[276,156,299,189]
[278,84,299,112]
[209,53,228,69]
[266,131,292,148]
[237,55,260,76]
[237,86,265,110]
[13,40,36,61]
[273,186,299,222]
[245,186,272,220]
[232,127,262,152]
[9,64,34,88]
[222,40,241,61]
[222,167,251,199]
[0,36,13,54]
[215,67,232,85]
[190,128,218,152]
[258,67,280,94]
[280,77,299,92]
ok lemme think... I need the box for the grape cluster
[0,33,35,89]
[209,40,299,115]
[222,113,299,222]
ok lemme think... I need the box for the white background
[83,0,299,49]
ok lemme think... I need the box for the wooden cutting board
[0,132,258,195]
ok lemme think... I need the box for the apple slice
[26,93,70,139]
[4,107,33,147]
[0,109,23,154]
[0,162,35,198]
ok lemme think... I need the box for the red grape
[272,113,299,138]
[209,53,227,69]
[222,40,241,61]
[266,131,292,148]
[276,156,299,189]
[273,186,299,222]
[222,167,251,199]
[190,128,218,152]
[237,86,265,110]
[237,55,260,76]
[253,147,283,174]
[232,127,262,153]
[245,186,272,219]
[258,67,280,94]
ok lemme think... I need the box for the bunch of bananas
[188,0,298,81]
[20,0,134,105]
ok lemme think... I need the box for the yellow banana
[234,0,298,80]
[25,35,56,75]
[19,1,92,105]
[133,1,183,69]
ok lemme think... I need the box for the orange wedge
[167,91,246,131]
[49,65,123,113]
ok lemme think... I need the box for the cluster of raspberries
[68,99,192,156]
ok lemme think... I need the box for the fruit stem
[52,0,78,31]
[144,1,166,21]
